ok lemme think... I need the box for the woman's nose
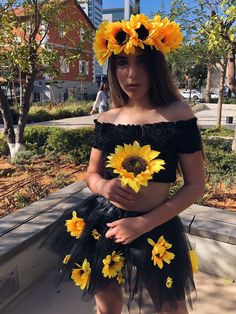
[127,63,139,79]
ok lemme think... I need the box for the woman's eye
[116,59,128,66]
[137,57,146,64]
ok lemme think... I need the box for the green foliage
[46,127,93,163]
[24,126,55,152]
[171,136,236,207]
[51,173,72,189]
[27,101,92,123]
[11,150,41,165]
[203,137,232,152]
[0,134,9,156]
[201,127,234,137]
[1,126,94,162]
[205,148,236,174]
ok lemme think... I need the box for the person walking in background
[90,82,109,114]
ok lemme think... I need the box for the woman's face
[115,50,150,101]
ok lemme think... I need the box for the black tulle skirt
[42,194,196,312]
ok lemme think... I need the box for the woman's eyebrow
[116,56,128,59]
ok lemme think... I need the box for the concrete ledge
[0,183,236,311]
[0,181,90,264]
[0,181,91,311]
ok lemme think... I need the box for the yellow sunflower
[65,211,86,238]
[93,20,112,65]
[102,251,125,278]
[147,235,175,269]
[63,254,71,265]
[189,250,199,273]
[92,229,101,240]
[107,21,136,55]
[106,141,165,193]
[117,271,125,284]
[71,259,91,290]
[152,16,183,54]
[166,276,173,288]
[128,14,153,49]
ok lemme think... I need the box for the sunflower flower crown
[93,14,183,65]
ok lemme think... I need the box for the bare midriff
[110,181,171,213]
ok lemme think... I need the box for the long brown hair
[108,46,182,107]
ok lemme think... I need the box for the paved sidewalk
[1,103,236,131]
[2,269,236,314]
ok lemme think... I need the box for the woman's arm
[91,91,102,112]
[138,150,205,231]
[106,148,205,244]
[86,148,135,207]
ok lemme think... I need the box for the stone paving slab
[2,268,236,314]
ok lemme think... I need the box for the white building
[77,0,103,84]
[102,1,134,77]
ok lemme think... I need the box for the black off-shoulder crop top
[92,117,201,183]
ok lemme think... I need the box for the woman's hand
[105,216,147,245]
[100,178,136,208]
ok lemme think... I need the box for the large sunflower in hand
[106,141,165,193]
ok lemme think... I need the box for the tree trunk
[216,58,227,127]
[226,50,236,94]
[232,128,236,152]
[0,87,15,144]
[15,73,35,145]
[205,63,212,103]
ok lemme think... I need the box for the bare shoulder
[97,108,121,123]
[166,100,195,122]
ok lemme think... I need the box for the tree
[199,0,236,125]
[0,0,92,157]
[168,0,236,126]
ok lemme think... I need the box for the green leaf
[229,33,235,41]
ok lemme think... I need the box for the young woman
[90,82,109,114]
[44,14,205,314]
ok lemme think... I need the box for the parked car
[180,90,202,101]
[210,92,218,100]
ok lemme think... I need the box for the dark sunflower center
[161,37,165,43]
[110,260,116,267]
[122,156,147,176]
[136,24,149,40]
[115,30,129,45]
[105,39,108,47]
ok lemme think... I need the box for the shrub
[45,127,93,163]
[11,150,41,165]
[201,127,234,137]
[203,137,232,152]
[0,134,9,156]
[24,126,56,152]
[27,109,52,123]
[27,100,93,122]
[205,148,236,175]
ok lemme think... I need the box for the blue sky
[103,0,173,16]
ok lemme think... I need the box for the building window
[79,60,89,76]
[60,57,70,73]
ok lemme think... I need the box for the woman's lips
[127,84,141,88]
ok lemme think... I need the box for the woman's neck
[127,97,153,111]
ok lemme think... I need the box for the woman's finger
[105,227,117,239]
